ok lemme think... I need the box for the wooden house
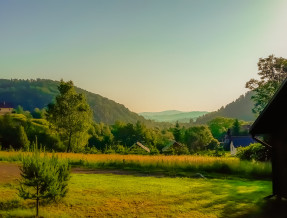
[130,142,150,153]
[162,141,183,152]
[250,78,287,198]
[0,102,13,115]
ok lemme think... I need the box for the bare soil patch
[0,162,165,184]
[0,162,20,183]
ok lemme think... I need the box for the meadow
[0,151,276,217]
[0,164,272,217]
[0,151,271,179]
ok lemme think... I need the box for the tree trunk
[36,198,39,217]
[36,185,39,217]
[67,131,72,152]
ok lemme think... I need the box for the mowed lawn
[0,162,271,218]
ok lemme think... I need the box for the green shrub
[236,143,268,161]
[115,145,127,154]
[18,148,70,217]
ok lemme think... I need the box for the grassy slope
[0,171,271,217]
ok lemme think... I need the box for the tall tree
[207,117,234,140]
[246,55,287,114]
[184,126,213,152]
[46,80,92,152]
[172,121,181,142]
[16,125,30,150]
[232,119,240,136]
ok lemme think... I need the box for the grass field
[0,162,272,217]
[0,151,272,179]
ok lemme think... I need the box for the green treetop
[46,80,92,152]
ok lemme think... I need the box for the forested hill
[195,91,256,124]
[0,79,147,124]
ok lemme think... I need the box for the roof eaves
[249,78,287,136]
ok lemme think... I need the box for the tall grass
[0,151,271,179]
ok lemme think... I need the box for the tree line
[0,80,249,155]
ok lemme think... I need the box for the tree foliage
[18,148,70,217]
[246,55,287,114]
[236,143,270,161]
[0,114,30,150]
[46,80,92,152]
[232,119,240,136]
[207,117,234,140]
[184,126,214,152]
[172,121,182,142]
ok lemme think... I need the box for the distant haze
[139,110,209,123]
[1,1,287,112]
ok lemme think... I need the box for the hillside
[0,79,148,125]
[195,91,256,124]
[139,110,209,123]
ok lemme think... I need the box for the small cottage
[230,136,255,155]
[223,129,254,154]
[130,142,150,153]
[162,141,183,152]
[250,78,287,198]
[0,102,13,115]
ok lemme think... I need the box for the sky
[1,0,287,113]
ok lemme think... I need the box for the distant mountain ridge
[0,79,147,124]
[140,92,256,124]
[139,110,209,123]
[195,91,256,124]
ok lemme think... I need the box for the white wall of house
[230,142,237,156]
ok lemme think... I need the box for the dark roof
[250,78,287,136]
[162,140,182,151]
[231,136,255,148]
[0,102,13,108]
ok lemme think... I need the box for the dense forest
[0,79,151,125]
[195,92,255,124]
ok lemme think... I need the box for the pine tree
[18,148,70,217]
[173,121,181,142]
[232,119,240,136]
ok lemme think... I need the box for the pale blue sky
[1,0,287,112]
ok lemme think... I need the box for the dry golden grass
[0,151,271,179]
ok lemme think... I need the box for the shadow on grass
[235,198,287,218]
[0,199,20,210]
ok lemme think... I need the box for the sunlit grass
[0,151,271,179]
[0,173,271,217]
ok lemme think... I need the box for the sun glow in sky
[1,0,287,113]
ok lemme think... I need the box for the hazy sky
[1,1,287,113]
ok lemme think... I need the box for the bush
[236,143,269,161]
[84,146,101,154]
[115,145,127,154]
[18,148,70,217]
[150,147,160,155]
[192,149,226,157]
[163,145,190,155]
